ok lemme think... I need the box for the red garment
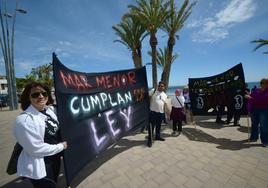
[170,107,186,122]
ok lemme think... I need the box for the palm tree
[16,75,35,92]
[251,39,268,54]
[113,15,148,68]
[30,63,53,87]
[161,0,196,89]
[128,0,170,88]
[148,47,179,83]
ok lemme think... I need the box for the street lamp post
[0,0,26,110]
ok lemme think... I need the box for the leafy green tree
[251,39,268,54]
[161,0,196,89]
[16,74,35,92]
[16,63,53,92]
[128,0,170,88]
[113,15,148,68]
[30,63,53,88]
[16,77,27,92]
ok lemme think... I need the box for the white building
[0,75,8,94]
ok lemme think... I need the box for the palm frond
[148,47,179,70]
[251,39,268,52]
[112,14,147,51]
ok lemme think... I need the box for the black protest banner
[189,63,247,115]
[52,53,149,186]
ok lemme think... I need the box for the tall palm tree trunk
[132,50,142,68]
[150,33,158,88]
[162,36,175,89]
[137,47,142,68]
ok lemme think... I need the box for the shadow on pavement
[70,138,145,187]
[182,127,262,151]
[193,116,215,121]
[1,167,67,188]
[1,177,33,188]
[237,125,250,133]
[197,122,225,129]
[1,137,146,188]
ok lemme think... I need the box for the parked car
[17,93,22,103]
[0,94,8,107]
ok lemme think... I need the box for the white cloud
[38,47,50,52]
[209,2,213,8]
[216,0,256,25]
[187,20,202,28]
[59,41,72,46]
[189,0,257,43]
[16,60,36,73]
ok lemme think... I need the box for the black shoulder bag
[6,111,29,175]
[6,142,23,175]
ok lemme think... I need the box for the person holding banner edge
[13,82,68,188]
[147,81,169,147]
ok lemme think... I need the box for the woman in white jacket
[13,82,67,188]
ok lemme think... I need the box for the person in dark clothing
[216,105,225,124]
[225,108,241,126]
[215,92,226,124]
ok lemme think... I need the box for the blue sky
[0,0,267,87]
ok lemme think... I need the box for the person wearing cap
[170,89,185,136]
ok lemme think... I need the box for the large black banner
[52,53,149,185]
[189,63,247,115]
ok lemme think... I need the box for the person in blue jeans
[247,78,268,147]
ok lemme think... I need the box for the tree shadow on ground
[182,127,262,151]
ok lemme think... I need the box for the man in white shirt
[148,81,168,147]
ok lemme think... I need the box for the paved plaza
[1,108,268,188]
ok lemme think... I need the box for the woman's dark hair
[260,78,268,85]
[20,82,54,110]
[158,81,166,86]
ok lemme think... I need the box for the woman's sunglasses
[30,91,48,98]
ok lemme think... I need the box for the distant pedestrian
[247,78,268,147]
[245,83,250,95]
[225,90,242,126]
[170,89,185,136]
[13,82,68,187]
[183,86,194,124]
[251,85,257,93]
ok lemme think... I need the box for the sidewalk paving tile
[1,110,268,188]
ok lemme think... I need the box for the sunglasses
[30,91,48,98]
